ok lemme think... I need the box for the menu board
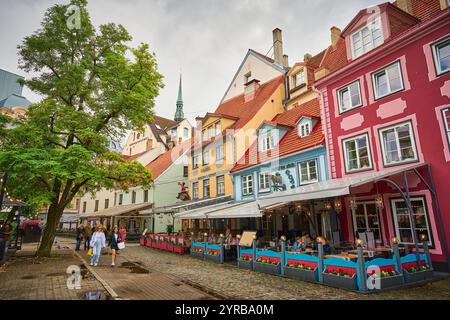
[239,231,256,247]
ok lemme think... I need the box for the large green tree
[0,0,163,256]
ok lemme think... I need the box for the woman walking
[89,224,106,266]
[108,225,122,267]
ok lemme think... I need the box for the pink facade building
[315,1,450,270]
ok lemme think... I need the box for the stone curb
[73,250,121,300]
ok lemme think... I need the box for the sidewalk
[0,242,108,300]
[65,238,215,300]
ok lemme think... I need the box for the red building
[315,1,450,270]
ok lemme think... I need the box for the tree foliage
[0,0,163,256]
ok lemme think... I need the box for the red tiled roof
[230,99,324,173]
[146,139,191,180]
[215,75,284,131]
[317,38,349,74]
[123,151,147,162]
[307,50,326,68]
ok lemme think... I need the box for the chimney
[282,54,289,68]
[244,79,260,102]
[396,0,412,14]
[330,26,342,48]
[303,53,312,62]
[272,28,284,66]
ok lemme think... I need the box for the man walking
[75,224,84,251]
[84,223,92,250]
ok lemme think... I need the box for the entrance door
[353,201,382,242]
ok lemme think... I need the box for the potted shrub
[205,249,222,263]
[403,262,433,283]
[322,267,358,291]
[191,246,204,259]
[284,261,318,282]
[253,256,281,275]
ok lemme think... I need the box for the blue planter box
[254,262,281,275]
[322,273,358,291]
[284,266,317,283]
[403,269,434,283]
[191,251,204,259]
[237,259,253,270]
[204,253,221,263]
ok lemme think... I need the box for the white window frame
[391,197,433,247]
[379,121,418,166]
[202,129,207,141]
[215,144,223,161]
[242,175,254,195]
[183,127,189,138]
[372,61,404,100]
[342,133,373,173]
[298,159,318,185]
[293,69,305,88]
[432,36,450,76]
[258,172,271,193]
[442,108,450,150]
[203,179,210,198]
[260,129,275,152]
[192,182,199,200]
[352,201,382,242]
[216,175,225,196]
[350,17,384,59]
[202,149,210,165]
[298,121,311,137]
[337,80,363,113]
[207,126,214,139]
[192,154,199,169]
[215,122,221,135]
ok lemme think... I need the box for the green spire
[174,73,184,122]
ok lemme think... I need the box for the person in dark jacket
[108,225,122,267]
[75,224,84,251]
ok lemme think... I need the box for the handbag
[118,242,125,250]
[87,248,93,256]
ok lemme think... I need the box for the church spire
[174,73,184,122]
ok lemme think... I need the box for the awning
[79,202,152,218]
[174,201,235,219]
[175,200,264,220]
[257,163,428,208]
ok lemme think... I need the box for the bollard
[237,239,241,263]
[317,243,324,283]
[280,240,286,276]
[392,243,404,284]
[422,240,432,269]
[357,246,367,291]
[252,239,257,271]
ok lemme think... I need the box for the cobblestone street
[120,245,450,300]
[0,243,107,300]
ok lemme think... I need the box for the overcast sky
[0,0,377,125]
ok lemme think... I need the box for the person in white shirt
[89,224,106,266]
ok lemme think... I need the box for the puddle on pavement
[119,261,150,274]
[79,290,112,300]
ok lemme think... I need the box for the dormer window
[351,17,383,59]
[293,70,305,88]
[259,129,275,152]
[298,119,312,137]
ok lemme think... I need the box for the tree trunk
[36,203,64,257]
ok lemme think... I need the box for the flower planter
[368,274,404,290]
[151,241,158,248]
[204,253,222,263]
[146,240,152,248]
[237,258,253,269]
[139,238,145,246]
[254,262,281,275]
[322,273,358,291]
[284,266,317,283]
[167,243,174,252]
[160,242,168,251]
[403,269,434,283]
[173,246,185,255]
[191,250,204,259]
